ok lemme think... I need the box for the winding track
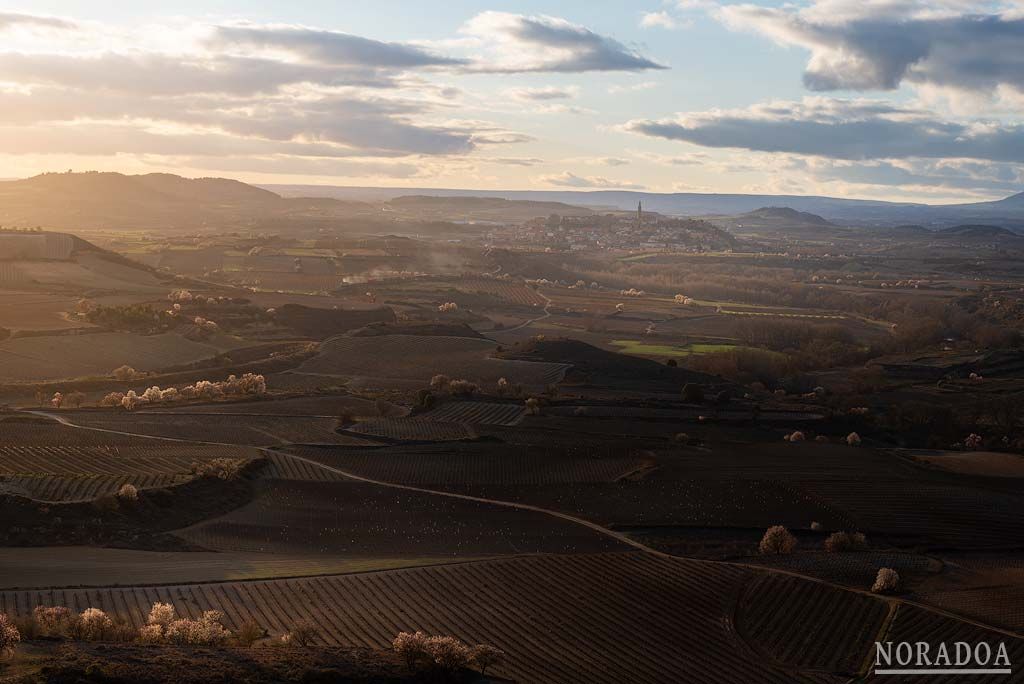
[26,409,1024,643]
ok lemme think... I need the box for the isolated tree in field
[872,568,900,594]
[846,432,862,446]
[51,392,64,408]
[0,614,19,658]
[496,377,510,397]
[430,374,451,393]
[117,483,138,502]
[786,431,806,442]
[759,525,797,555]
[964,433,983,449]
[394,631,431,670]
[285,620,319,647]
[469,644,505,677]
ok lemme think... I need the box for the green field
[610,340,740,357]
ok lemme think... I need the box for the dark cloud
[464,12,667,72]
[719,2,1024,94]
[624,98,1024,162]
[212,25,467,68]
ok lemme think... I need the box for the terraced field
[0,553,852,684]
[450,278,547,307]
[421,401,526,426]
[297,335,569,390]
[142,394,382,418]
[0,444,258,476]
[347,418,476,442]
[739,573,889,676]
[176,480,626,556]
[0,443,261,501]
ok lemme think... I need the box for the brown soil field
[285,443,644,486]
[0,547,486,589]
[0,553,820,683]
[140,394,385,418]
[297,335,569,390]
[907,449,1024,477]
[59,412,377,446]
[0,332,232,382]
[176,479,626,556]
[0,292,93,332]
[914,554,1024,631]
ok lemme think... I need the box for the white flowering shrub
[0,613,19,657]
[78,608,113,641]
[101,391,125,407]
[33,605,73,636]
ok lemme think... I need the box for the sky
[1,0,1023,202]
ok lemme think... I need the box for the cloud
[504,85,578,101]
[0,52,399,95]
[717,1,1024,97]
[623,96,1024,162]
[212,24,466,68]
[640,12,679,29]
[482,157,545,166]
[462,11,667,72]
[608,81,658,94]
[0,12,76,30]
[537,171,644,189]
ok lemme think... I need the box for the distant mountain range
[264,184,1024,229]
[2,172,1022,233]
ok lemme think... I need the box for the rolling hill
[0,172,375,232]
